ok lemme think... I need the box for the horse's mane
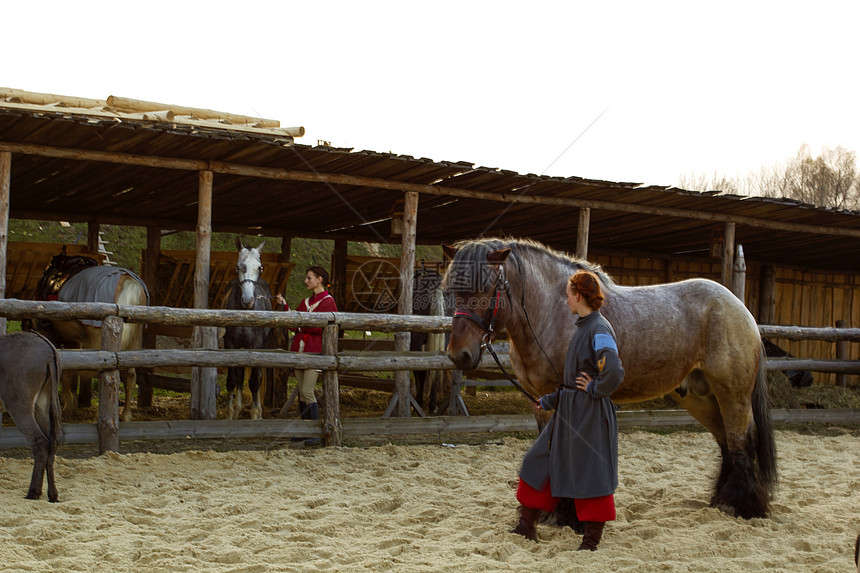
[443,237,616,292]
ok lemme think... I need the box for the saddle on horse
[36,246,99,301]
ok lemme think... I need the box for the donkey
[0,332,63,502]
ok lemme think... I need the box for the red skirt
[516,478,616,521]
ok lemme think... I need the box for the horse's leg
[120,368,136,423]
[704,351,773,519]
[249,366,263,420]
[61,372,77,419]
[226,366,239,420]
[33,392,60,503]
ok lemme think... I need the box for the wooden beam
[4,141,860,239]
[0,152,10,334]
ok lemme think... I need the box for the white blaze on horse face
[237,247,264,308]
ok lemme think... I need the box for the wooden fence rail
[0,299,857,451]
[3,409,860,450]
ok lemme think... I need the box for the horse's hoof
[25,491,41,500]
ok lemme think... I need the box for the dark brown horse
[0,332,63,502]
[443,238,776,519]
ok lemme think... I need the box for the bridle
[236,260,266,301]
[452,264,512,349]
[452,263,541,405]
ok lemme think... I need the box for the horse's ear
[487,248,511,264]
[236,236,245,251]
[442,244,458,260]
[255,240,266,253]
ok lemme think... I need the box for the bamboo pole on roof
[107,95,284,129]
[0,87,106,109]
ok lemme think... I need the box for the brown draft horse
[0,332,63,502]
[443,238,776,519]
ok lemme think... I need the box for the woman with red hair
[511,269,625,550]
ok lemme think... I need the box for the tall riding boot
[292,401,308,441]
[510,504,540,541]
[303,402,321,446]
[577,521,605,551]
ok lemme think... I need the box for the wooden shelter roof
[2,88,860,272]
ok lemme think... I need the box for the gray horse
[0,331,63,502]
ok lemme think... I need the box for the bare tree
[681,145,860,211]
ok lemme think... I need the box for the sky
[4,1,860,189]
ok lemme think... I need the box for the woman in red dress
[276,265,337,446]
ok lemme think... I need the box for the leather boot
[291,401,308,441]
[577,521,605,551]
[303,402,321,446]
[510,505,540,541]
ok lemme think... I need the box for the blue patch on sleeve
[593,333,617,353]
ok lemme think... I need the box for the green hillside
[9,220,441,308]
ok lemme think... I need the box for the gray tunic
[519,310,624,499]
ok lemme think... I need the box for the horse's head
[236,238,266,309]
[442,241,512,370]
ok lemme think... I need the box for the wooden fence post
[835,320,848,388]
[321,324,341,446]
[394,191,418,417]
[732,245,746,303]
[0,151,10,335]
[191,170,217,420]
[98,315,123,453]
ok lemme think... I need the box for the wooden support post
[576,207,590,260]
[721,222,735,288]
[332,239,348,313]
[759,264,776,325]
[0,152,10,335]
[138,227,161,409]
[98,315,123,453]
[448,370,469,416]
[394,191,418,417]
[835,320,848,388]
[191,171,218,420]
[321,324,341,446]
[87,222,100,254]
[732,245,746,303]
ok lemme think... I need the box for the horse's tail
[753,342,777,492]
[39,334,64,448]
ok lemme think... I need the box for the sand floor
[1,428,859,572]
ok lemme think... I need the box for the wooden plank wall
[4,241,105,300]
[150,249,295,309]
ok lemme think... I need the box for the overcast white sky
[5,1,860,189]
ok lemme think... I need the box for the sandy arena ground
[1,428,859,572]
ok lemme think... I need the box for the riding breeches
[295,369,319,404]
